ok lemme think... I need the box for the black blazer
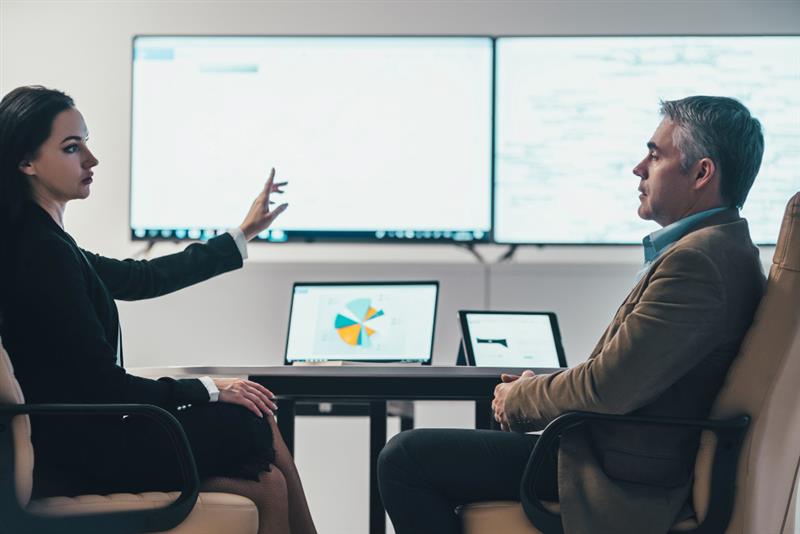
[0,203,243,491]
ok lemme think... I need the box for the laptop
[285,282,439,365]
[458,310,567,368]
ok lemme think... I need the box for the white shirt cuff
[227,228,248,261]
[198,376,219,402]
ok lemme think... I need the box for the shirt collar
[642,206,730,263]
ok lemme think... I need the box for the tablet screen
[460,311,566,368]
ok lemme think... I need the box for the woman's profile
[0,85,316,534]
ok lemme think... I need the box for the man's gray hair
[660,96,764,209]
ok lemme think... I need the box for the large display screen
[130,36,493,242]
[494,36,800,245]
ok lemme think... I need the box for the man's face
[632,119,697,227]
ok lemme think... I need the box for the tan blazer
[504,209,765,534]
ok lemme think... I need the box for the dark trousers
[377,428,558,534]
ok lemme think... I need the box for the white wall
[2,1,797,533]
[1,0,797,261]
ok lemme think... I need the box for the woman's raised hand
[238,168,288,241]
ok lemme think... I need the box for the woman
[0,86,316,534]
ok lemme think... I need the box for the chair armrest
[520,411,750,534]
[0,403,199,534]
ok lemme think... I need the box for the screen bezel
[284,280,440,365]
[458,310,567,368]
[129,34,494,244]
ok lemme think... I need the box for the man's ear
[693,157,717,191]
[18,159,36,177]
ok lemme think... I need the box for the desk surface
[130,365,563,401]
[130,365,561,377]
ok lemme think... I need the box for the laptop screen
[285,282,439,364]
[459,311,567,368]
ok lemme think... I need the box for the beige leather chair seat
[0,341,258,534]
[461,501,543,534]
[28,491,257,533]
[460,501,699,534]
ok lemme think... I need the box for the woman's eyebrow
[60,135,84,143]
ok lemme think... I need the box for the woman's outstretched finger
[265,168,276,190]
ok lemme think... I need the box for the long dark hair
[0,86,74,325]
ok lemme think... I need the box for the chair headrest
[773,192,800,271]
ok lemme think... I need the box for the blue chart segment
[334,298,385,346]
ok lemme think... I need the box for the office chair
[0,341,258,534]
[460,192,800,534]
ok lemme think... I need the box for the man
[378,96,766,534]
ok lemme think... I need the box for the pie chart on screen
[334,298,385,347]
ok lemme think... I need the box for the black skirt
[33,402,275,497]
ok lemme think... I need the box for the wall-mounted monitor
[493,35,800,245]
[130,36,493,242]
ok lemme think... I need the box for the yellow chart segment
[334,299,385,347]
[337,323,362,346]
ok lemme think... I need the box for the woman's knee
[254,465,288,503]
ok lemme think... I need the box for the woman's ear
[18,160,36,176]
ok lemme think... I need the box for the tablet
[458,310,567,368]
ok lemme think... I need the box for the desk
[131,365,560,534]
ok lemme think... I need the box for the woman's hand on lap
[214,377,278,418]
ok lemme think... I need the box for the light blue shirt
[635,207,730,283]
